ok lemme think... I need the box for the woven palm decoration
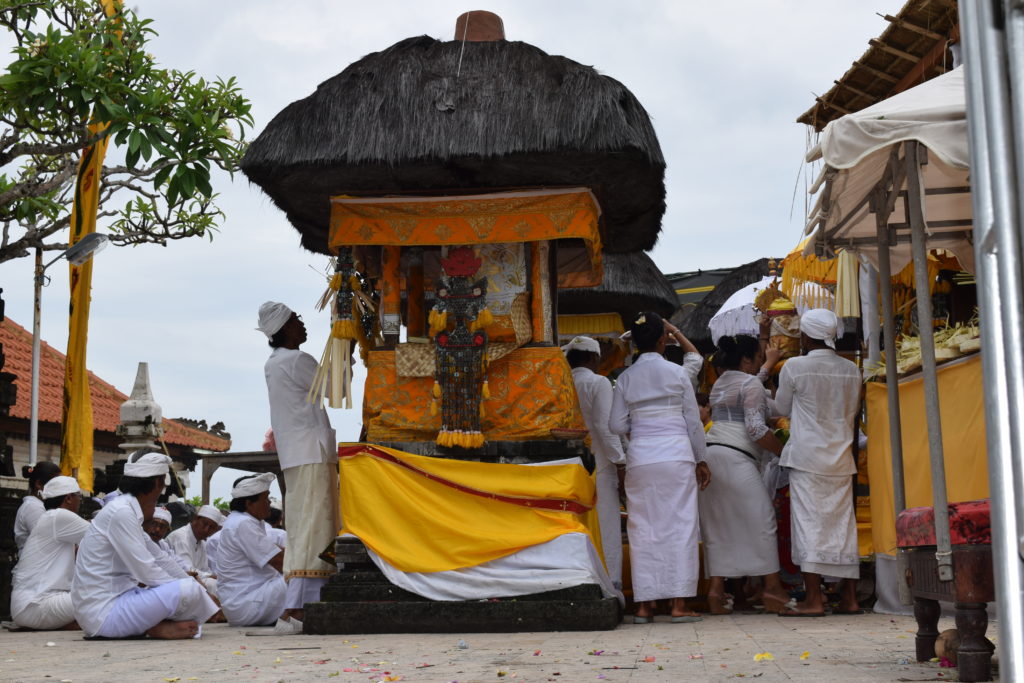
[430,246,494,449]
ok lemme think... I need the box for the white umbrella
[708,276,834,345]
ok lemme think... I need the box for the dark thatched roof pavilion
[242,30,666,255]
[559,252,678,321]
[675,258,781,352]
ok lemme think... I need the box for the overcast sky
[1,1,894,500]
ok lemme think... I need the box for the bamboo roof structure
[797,0,959,131]
[559,251,678,321]
[242,18,666,255]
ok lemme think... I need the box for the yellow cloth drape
[329,189,604,287]
[338,443,599,572]
[60,0,120,494]
[866,354,988,556]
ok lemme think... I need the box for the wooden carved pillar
[381,245,401,347]
[530,240,552,344]
[406,248,425,338]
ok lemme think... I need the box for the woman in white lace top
[699,334,791,614]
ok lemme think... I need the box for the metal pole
[874,193,912,604]
[905,140,953,582]
[29,246,43,466]
[960,2,1024,679]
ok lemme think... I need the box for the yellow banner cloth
[363,345,586,442]
[866,354,988,556]
[338,443,599,572]
[329,188,603,287]
[60,0,121,494]
[557,313,624,336]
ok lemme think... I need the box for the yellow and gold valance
[330,188,603,287]
[557,313,624,337]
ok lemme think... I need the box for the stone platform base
[303,538,621,634]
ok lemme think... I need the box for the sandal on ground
[760,595,795,614]
[633,615,652,624]
[670,614,703,623]
[706,593,734,615]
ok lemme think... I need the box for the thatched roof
[797,0,959,131]
[675,257,780,351]
[242,35,666,254]
[559,252,677,320]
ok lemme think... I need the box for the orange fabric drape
[363,346,585,442]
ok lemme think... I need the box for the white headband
[256,301,294,338]
[152,507,172,524]
[560,335,601,357]
[196,505,224,525]
[41,475,80,499]
[231,472,276,499]
[123,452,172,479]
[800,308,839,349]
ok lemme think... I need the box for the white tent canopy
[804,66,974,273]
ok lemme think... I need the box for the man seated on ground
[167,505,224,597]
[11,476,89,630]
[144,507,193,576]
[217,473,290,629]
[71,451,218,639]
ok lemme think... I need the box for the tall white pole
[29,246,43,466]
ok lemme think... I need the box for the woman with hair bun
[14,461,62,551]
[610,311,711,624]
[700,334,790,614]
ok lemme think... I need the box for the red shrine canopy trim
[329,188,604,287]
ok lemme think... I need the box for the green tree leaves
[0,0,253,261]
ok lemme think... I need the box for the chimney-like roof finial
[454,11,505,42]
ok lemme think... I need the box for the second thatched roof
[242,35,666,255]
[559,251,678,321]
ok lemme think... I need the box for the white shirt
[11,508,90,616]
[216,511,283,615]
[571,366,625,469]
[13,496,44,551]
[152,537,191,576]
[682,351,703,389]
[265,347,337,469]
[205,530,221,574]
[707,370,772,454]
[71,495,182,636]
[167,523,213,575]
[610,352,707,466]
[775,349,862,476]
[264,522,288,549]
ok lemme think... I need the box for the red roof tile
[0,317,230,452]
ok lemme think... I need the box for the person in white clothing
[14,461,62,552]
[11,476,89,630]
[258,301,340,623]
[217,473,288,628]
[611,312,711,624]
[774,309,863,617]
[562,336,626,589]
[144,507,193,575]
[699,334,790,614]
[167,505,223,596]
[71,451,218,639]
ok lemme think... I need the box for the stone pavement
[0,612,990,682]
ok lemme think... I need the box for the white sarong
[625,460,699,601]
[698,444,780,578]
[789,469,859,579]
[13,592,75,630]
[96,579,218,638]
[595,465,623,588]
[283,459,340,609]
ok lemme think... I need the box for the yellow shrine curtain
[338,443,599,572]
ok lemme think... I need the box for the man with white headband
[216,473,289,629]
[71,451,218,639]
[167,505,224,597]
[11,476,89,630]
[562,336,626,588]
[774,309,863,617]
[257,301,339,624]
[144,507,193,576]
